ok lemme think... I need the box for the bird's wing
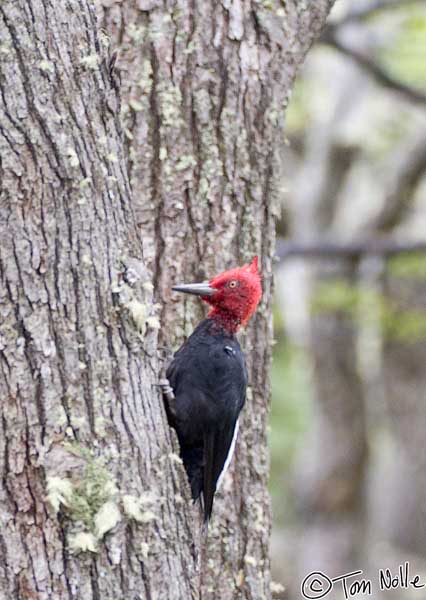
[216,419,239,490]
[203,417,239,523]
[165,321,247,521]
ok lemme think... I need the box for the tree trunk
[294,261,368,585]
[282,64,368,587]
[379,262,426,554]
[0,1,333,598]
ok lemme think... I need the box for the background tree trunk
[295,262,368,582]
[378,263,426,554]
[0,1,334,598]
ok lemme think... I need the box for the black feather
[166,318,247,522]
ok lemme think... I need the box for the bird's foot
[158,377,176,420]
[159,378,175,401]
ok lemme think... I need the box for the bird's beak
[172,282,215,297]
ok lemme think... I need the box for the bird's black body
[166,317,247,522]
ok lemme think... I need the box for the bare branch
[277,237,426,260]
[372,134,426,232]
[320,31,426,106]
[333,0,422,26]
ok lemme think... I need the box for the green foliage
[388,253,426,279]
[382,306,426,344]
[311,276,426,344]
[379,3,426,87]
[311,280,360,316]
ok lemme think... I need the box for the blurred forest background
[270,0,426,598]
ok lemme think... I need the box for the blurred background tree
[270,1,426,597]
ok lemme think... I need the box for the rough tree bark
[0,1,333,599]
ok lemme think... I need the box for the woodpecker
[164,256,262,523]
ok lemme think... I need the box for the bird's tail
[181,445,203,501]
[203,432,216,523]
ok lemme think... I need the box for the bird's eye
[228,280,239,288]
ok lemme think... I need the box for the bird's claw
[158,377,176,421]
[159,378,175,401]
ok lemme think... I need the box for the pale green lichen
[146,316,160,329]
[106,152,118,163]
[80,54,99,70]
[127,23,145,44]
[94,416,107,437]
[112,272,160,337]
[138,60,153,94]
[67,462,118,531]
[140,542,150,559]
[199,177,209,197]
[94,500,121,539]
[124,128,134,140]
[129,99,144,112]
[126,299,148,333]
[66,147,79,168]
[122,494,157,524]
[39,60,54,73]
[128,146,137,163]
[175,155,197,172]
[47,449,120,549]
[253,503,265,533]
[79,177,91,188]
[68,531,97,554]
[142,281,154,292]
[158,81,183,128]
[81,254,91,266]
[174,493,184,505]
[122,494,142,521]
[46,476,74,513]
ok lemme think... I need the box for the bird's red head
[172,257,262,332]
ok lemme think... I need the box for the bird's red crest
[247,256,258,274]
[207,256,262,330]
